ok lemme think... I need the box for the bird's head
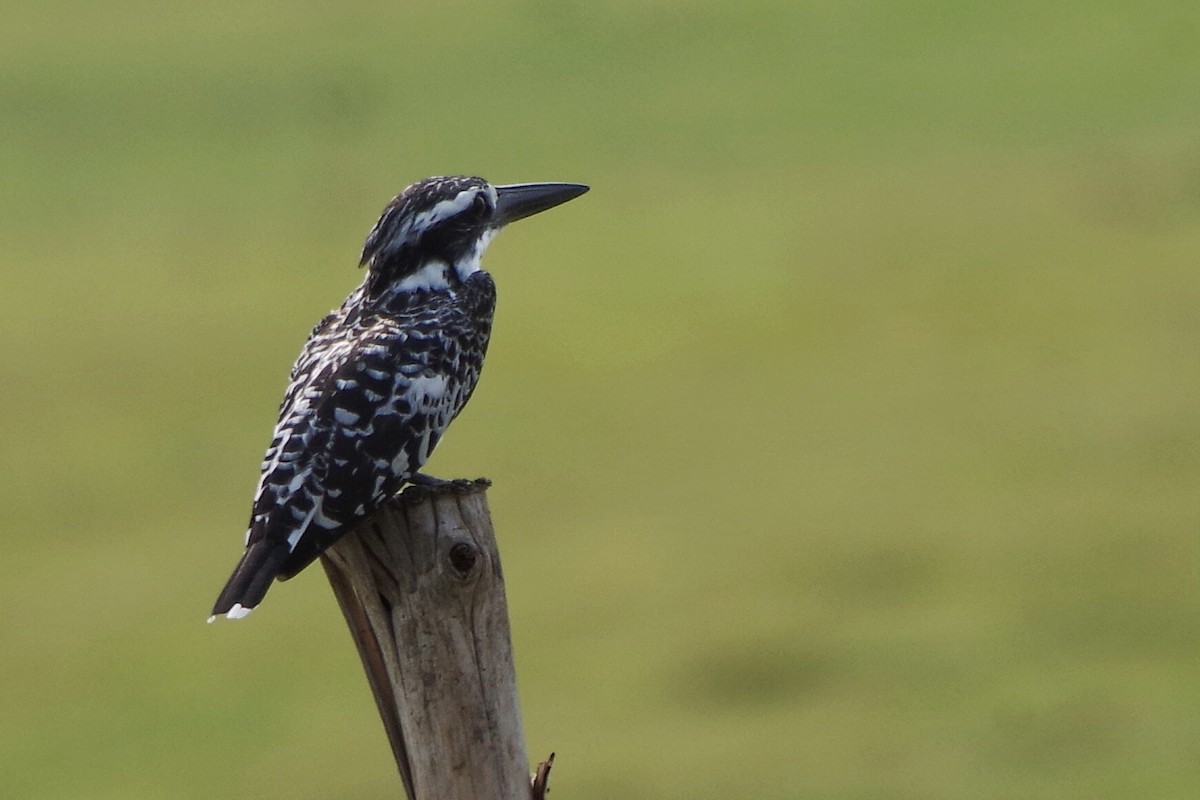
[360,176,588,294]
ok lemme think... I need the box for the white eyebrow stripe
[408,188,479,235]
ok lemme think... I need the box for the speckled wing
[245,312,475,580]
[211,271,496,619]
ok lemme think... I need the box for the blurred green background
[2,1,1198,798]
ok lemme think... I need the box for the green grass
[2,1,1198,797]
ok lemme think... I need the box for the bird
[210,176,588,621]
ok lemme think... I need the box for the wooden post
[320,479,540,800]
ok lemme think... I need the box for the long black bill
[494,182,589,225]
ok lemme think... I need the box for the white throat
[394,260,450,293]
[455,228,497,282]
[389,229,497,294]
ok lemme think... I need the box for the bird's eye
[471,194,491,217]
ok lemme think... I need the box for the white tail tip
[207,603,255,623]
[227,604,254,620]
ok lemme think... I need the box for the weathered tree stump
[320,479,536,800]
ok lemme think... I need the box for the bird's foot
[407,472,457,489]
[406,473,487,491]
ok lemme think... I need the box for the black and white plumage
[211,176,588,620]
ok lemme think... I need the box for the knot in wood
[447,541,480,579]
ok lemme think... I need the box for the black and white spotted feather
[211,175,587,620]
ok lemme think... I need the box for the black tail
[210,539,291,621]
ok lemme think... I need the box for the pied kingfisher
[211,176,588,620]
